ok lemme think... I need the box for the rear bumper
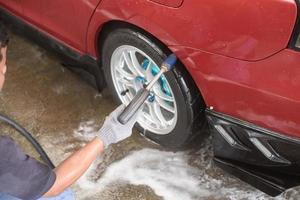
[206,109,300,196]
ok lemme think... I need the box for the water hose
[0,113,55,169]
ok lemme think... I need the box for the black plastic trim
[214,158,286,196]
[288,0,300,50]
[206,109,300,196]
[207,110,300,144]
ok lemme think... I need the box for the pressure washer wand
[117,54,177,124]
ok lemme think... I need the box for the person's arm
[44,104,139,197]
[43,138,104,197]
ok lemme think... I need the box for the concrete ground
[0,30,299,200]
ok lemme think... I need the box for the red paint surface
[179,47,300,139]
[1,0,102,53]
[87,0,297,61]
[38,0,101,52]
[0,0,22,15]
[1,0,300,139]
[150,0,184,8]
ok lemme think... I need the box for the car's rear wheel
[101,28,206,149]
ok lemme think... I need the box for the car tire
[101,28,207,149]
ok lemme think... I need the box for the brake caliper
[141,59,172,99]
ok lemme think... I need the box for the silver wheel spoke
[153,85,173,102]
[118,78,135,88]
[129,51,145,77]
[123,51,144,77]
[144,103,160,125]
[153,102,168,127]
[156,97,175,113]
[115,60,135,79]
[143,113,158,127]
[147,102,162,125]
[145,60,153,81]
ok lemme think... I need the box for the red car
[1,0,300,196]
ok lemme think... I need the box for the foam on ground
[76,148,273,200]
[73,121,297,200]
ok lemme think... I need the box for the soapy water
[73,121,299,200]
[77,148,269,200]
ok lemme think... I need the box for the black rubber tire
[101,28,207,149]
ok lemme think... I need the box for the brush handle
[162,54,177,71]
[118,89,150,124]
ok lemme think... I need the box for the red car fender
[187,48,300,139]
[86,0,297,61]
[86,0,182,58]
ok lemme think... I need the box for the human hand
[97,104,140,148]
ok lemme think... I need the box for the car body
[1,0,300,196]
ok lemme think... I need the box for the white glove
[97,104,140,148]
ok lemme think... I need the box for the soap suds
[73,121,297,200]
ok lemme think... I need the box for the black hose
[0,114,55,169]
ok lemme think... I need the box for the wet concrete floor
[0,30,299,200]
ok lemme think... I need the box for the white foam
[73,121,296,200]
[76,147,276,200]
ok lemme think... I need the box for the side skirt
[206,109,300,196]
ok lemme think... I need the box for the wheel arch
[99,21,208,148]
[95,20,206,108]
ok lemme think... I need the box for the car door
[38,0,102,53]
[0,0,23,16]
[22,1,42,26]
